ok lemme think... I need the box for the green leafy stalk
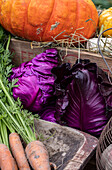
[0,26,38,145]
[99,25,104,38]
[0,135,3,144]
[0,79,32,138]
[0,98,36,144]
[2,119,15,134]
[0,26,11,148]
[0,78,14,106]
[0,119,9,148]
[6,34,11,51]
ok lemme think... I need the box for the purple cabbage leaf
[37,103,57,123]
[9,48,59,112]
[52,61,112,136]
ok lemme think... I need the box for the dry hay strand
[30,27,88,50]
[30,27,112,76]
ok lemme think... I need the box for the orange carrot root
[0,143,18,170]
[9,133,30,170]
[25,140,51,170]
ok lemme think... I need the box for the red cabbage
[52,61,112,136]
[38,104,56,123]
[98,67,112,111]
[10,48,58,112]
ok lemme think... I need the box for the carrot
[9,133,30,170]
[25,140,51,170]
[0,143,18,170]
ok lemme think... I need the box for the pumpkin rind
[0,0,98,42]
[99,7,112,37]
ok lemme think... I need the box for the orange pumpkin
[0,0,98,42]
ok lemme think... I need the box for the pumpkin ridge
[0,0,99,42]
[0,0,13,34]
[27,0,55,41]
[74,0,79,39]
[82,1,93,39]
[87,2,98,38]
[42,0,73,41]
[42,0,56,41]
[71,0,86,41]
[10,0,28,39]
[87,3,94,38]
[10,1,14,34]
[24,0,32,39]
[10,0,16,35]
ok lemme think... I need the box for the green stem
[0,100,20,129]
[0,99,35,143]
[0,119,9,148]
[10,122,29,144]
[16,112,33,141]
[0,78,14,106]
[6,34,11,51]
[2,119,15,134]
[0,135,3,144]
[0,121,3,144]
[0,78,34,141]
[99,25,104,38]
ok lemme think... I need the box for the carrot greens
[0,25,39,145]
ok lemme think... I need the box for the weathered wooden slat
[9,38,112,77]
[35,119,98,170]
[58,47,112,75]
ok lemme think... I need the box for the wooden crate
[9,38,112,77]
[9,38,104,169]
[34,119,98,170]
